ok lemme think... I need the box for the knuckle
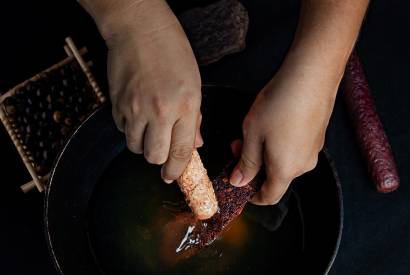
[271,152,318,181]
[130,103,140,117]
[175,81,201,110]
[127,140,142,154]
[240,153,258,170]
[318,138,325,151]
[286,155,318,178]
[260,190,283,205]
[144,143,168,165]
[112,111,125,132]
[152,95,171,121]
[112,101,122,117]
[170,144,193,161]
[128,90,141,116]
[162,166,182,180]
[266,195,282,205]
[111,100,119,116]
[292,154,319,176]
[274,164,295,183]
[305,155,319,172]
[179,93,199,114]
[145,151,166,165]
[112,111,121,128]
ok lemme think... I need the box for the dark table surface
[1,0,409,274]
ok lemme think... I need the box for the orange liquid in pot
[87,150,303,275]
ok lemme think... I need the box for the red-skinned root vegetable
[343,51,400,193]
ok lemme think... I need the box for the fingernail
[198,134,204,146]
[230,169,243,186]
[161,166,173,184]
[195,134,204,148]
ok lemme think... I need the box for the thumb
[230,136,263,187]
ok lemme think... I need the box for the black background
[0,0,409,274]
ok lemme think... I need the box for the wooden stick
[20,173,50,193]
[65,45,92,67]
[65,37,106,104]
[0,47,88,105]
[64,45,73,57]
[0,106,44,192]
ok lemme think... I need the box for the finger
[230,139,243,158]
[143,122,173,165]
[249,171,290,206]
[194,114,204,148]
[194,128,204,148]
[125,119,147,154]
[230,136,263,187]
[162,116,196,182]
[112,107,126,133]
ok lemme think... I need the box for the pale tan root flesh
[177,150,218,220]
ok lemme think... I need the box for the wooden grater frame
[0,37,106,193]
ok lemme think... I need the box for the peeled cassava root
[177,150,218,220]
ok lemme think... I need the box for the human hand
[85,0,203,182]
[224,0,368,204]
[230,60,339,205]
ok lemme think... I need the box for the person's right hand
[83,0,203,183]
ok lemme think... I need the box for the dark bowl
[45,85,343,275]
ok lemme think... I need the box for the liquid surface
[88,150,304,275]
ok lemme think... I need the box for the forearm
[78,0,179,43]
[235,1,370,205]
[279,0,370,98]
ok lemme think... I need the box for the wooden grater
[0,37,106,193]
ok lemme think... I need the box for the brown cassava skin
[195,162,262,246]
[162,161,262,264]
[343,51,400,193]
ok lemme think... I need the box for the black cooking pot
[45,85,343,275]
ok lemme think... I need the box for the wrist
[262,51,340,116]
[80,0,177,44]
[274,43,350,103]
[79,0,141,29]
[286,45,348,84]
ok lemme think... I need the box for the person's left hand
[229,61,339,205]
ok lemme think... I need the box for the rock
[178,0,249,65]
